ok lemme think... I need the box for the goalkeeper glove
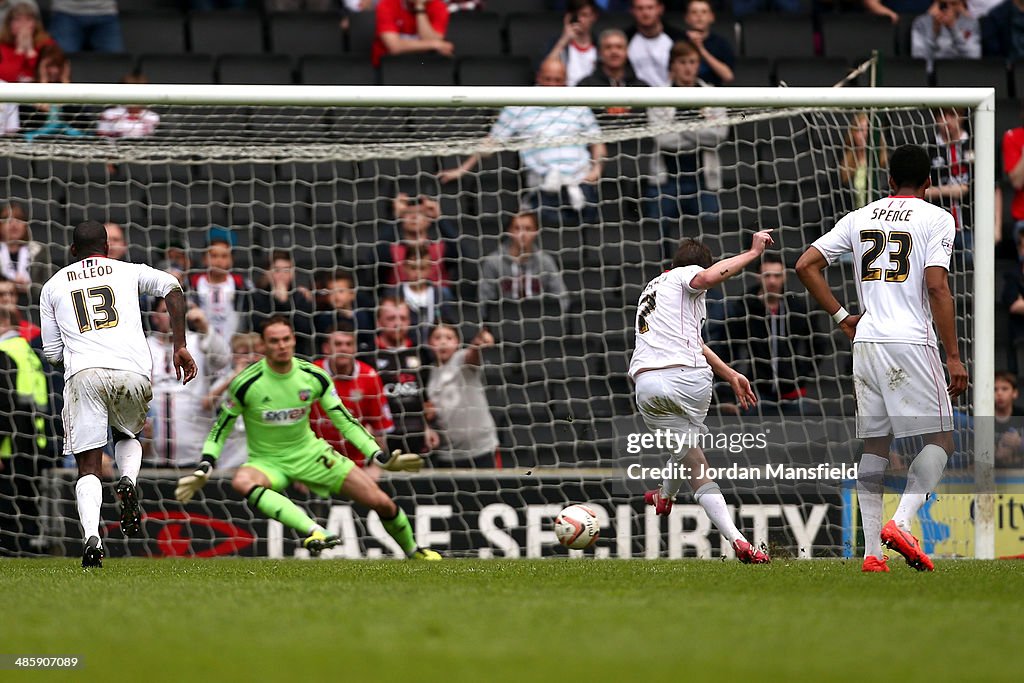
[371,449,423,473]
[175,460,212,503]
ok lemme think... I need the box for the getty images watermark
[623,428,858,483]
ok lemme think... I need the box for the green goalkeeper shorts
[243,441,355,498]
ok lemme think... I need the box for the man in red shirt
[311,325,394,470]
[1003,110,1024,244]
[372,0,452,67]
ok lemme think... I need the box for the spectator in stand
[0,1,51,83]
[20,45,86,140]
[383,241,455,344]
[427,324,500,468]
[927,106,973,267]
[439,60,605,227]
[0,0,38,26]
[626,0,684,88]
[104,222,127,261]
[911,0,981,68]
[1002,103,1024,240]
[202,331,262,469]
[0,202,50,306]
[1002,230,1024,373]
[994,370,1024,467]
[376,193,457,290]
[311,323,394,476]
[715,254,823,417]
[0,275,41,343]
[144,299,230,468]
[840,112,889,210]
[371,0,452,68]
[155,239,190,289]
[478,212,570,317]
[982,0,1024,58]
[360,297,440,456]
[189,236,253,342]
[251,251,315,358]
[545,0,600,87]
[578,28,649,88]
[644,41,728,243]
[48,0,123,53]
[0,98,17,134]
[97,74,159,138]
[314,269,373,349]
[682,0,733,86]
[864,0,934,24]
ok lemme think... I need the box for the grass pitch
[5,559,1020,683]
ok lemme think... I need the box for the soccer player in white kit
[796,145,968,572]
[39,221,198,567]
[630,231,775,564]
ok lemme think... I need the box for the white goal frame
[0,83,997,559]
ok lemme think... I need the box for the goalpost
[0,83,996,560]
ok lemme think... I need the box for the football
[553,504,600,549]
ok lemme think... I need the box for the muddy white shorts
[62,368,153,456]
[853,342,954,439]
[633,366,713,446]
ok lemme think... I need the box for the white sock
[857,453,888,560]
[693,482,742,543]
[114,437,143,485]
[75,474,103,543]
[893,444,948,531]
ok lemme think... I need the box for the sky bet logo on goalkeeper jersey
[262,407,307,424]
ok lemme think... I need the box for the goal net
[0,84,996,560]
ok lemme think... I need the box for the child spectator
[0,1,52,84]
[840,112,889,210]
[384,241,455,343]
[97,74,160,138]
[478,211,570,316]
[189,236,252,342]
[204,331,263,469]
[995,370,1024,467]
[682,0,734,86]
[544,0,600,87]
[313,269,375,350]
[426,324,500,468]
[0,201,50,306]
[376,192,457,289]
[251,251,315,357]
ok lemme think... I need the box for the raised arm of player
[796,247,860,341]
[702,343,757,410]
[925,265,969,398]
[690,230,774,290]
[163,287,198,385]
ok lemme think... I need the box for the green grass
[4,559,1021,683]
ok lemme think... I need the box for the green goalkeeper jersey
[202,358,379,464]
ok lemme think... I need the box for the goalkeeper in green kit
[175,316,441,560]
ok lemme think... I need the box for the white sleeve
[678,265,704,294]
[925,211,956,270]
[136,264,182,298]
[39,287,64,367]
[811,213,855,264]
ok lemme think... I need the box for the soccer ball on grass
[554,504,600,549]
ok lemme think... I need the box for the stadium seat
[117,0,181,10]
[506,12,562,59]
[729,57,773,87]
[934,59,1010,99]
[740,14,814,59]
[878,57,930,87]
[774,57,853,87]
[487,0,547,17]
[121,11,186,55]
[70,53,136,83]
[820,13,895,59]
[268,12,344,55]
[447,12,504,57]
[217,55,294,84]
[139,54,216,84]
[299,55,377,85]
[346,11,377,54]
[380,55,455,86]
[189,10,265,55]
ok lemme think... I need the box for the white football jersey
[40,257,181,380]
[628,265,709,378]
[812,196,955,348]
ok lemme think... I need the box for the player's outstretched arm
[702,344,757,410]
[796,246,860,340]
[690,230,774,291]
[164,288,198,385]
[925,266,968,398]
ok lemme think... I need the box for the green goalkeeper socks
[247,486,317,535]
[381,508,417,556]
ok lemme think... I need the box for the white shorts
[62,369,153,456]
[633,366,713,446]
[853,342,954,439]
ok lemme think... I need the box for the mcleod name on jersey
[811,196,955,348]
[202,357,380,466]
[628,265,709,379]
[40,257,180,379]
